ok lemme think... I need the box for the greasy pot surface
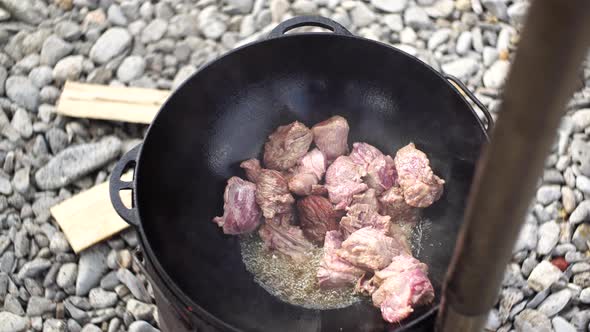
[134,33,487,331]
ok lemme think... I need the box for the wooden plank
[50,178,132,253]
[56,81,170,124]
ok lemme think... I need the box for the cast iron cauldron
[110,16,492,332]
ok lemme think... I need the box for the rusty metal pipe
[437,1,590,331]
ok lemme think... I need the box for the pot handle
[445,74,494,134]
[267,15,352,39]
[109,144,141,227]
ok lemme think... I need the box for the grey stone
[580,288,590,303]
[55,21,82,42]
[497,26,514,52]
[552,316,576,332]
[28,66,53,88]
[4,293,24,315]
[537,185,562,205]
[485,309,501,331]
[515,309,552,332]
[56,263,77,289]
[11,108,32,139]
[423,0,454,18]
[572,262,590,274]
[499,287,524,323]
[76,244,109,296]
[46,128,69,154]
[0,67,6,96]
[508,2,529,25]
[270,0,289,22]
[154,1,174,19]
[514,222,537,252]
[14,54,40,74]
[455,31,472,55]
[100,271,120,291]
[128,321,160,332]
[172,65,196,90]
[80,324,101,332]
[35,136,121,190]
[0,176,12,195]
[292,0,317,15]
[198,7,227,40]
[26,296,55,316]
[139,2,153,19]
[0,311,28,332]
[400,27,417,44]
[126,299,155,321]
[17,258,51,279]
[441,58,479,81]
[117,268,150,302]
[49,232,70,254]
[483,60,510,89]
[226,0,253,13]
[40,86,61,104]
[141,19,167,44]
[68,319,82,332]
[573,223,590,251]
[566,251,586,263]
[538,289,572,317]
[116,56,145,83]
[482,0,508,21]
[14,229,29,258]
[107,5,127,26]
[562,187,576,214]
[40,35,73,67]
[572,109,590,131]
[89,288,117,309]
[5,76,40,111]
[53,55,84,83]
[90,28,132,65]
[0,0,47,25]
[383,14,403,32]
[427,28,451,50]
[574,272,590,288]
[571,139,590,176]
[404,6,431,29]
[537,221,560,255]
[578,175,590,194]
[570,201,590,224]
[529,261,563,292]
[371,0,406,13]
[43,319,66,332]
[167,14,199,38]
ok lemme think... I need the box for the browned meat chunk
[317,230,364,289]
[312,115,350,162]
[371,255,434,323]
[350,143,397,194]
[337,227,410,271]
[263,121,313,171]
[297,195,339,245]
[325,156,368,210]
[240,158,262,183]
[212,177,262,235]
[288,149,327,196]
[255,169,295,219]
[379,186,420,225]
[394,143,444,208]
[351,189,380,211]
[258,215,314,262]
[340,204,392,238]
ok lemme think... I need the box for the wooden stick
[56,81,170,124]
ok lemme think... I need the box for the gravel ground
[0,0,589,331]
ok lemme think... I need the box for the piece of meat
[349,142,384,169]
[379,186,420,225]
[312,115,350,162]
[258,215,314,262]
[349,143,397,194]
[340,204,392,238]
[325,156,368,210]
[351,189,380,211]
[394,143,445,208]
[297,195,339,245]
[255,169,295,219]
[212,177,262,235]
[263,121,313,171]
[240,158,262,183]
[288,149,327,196]
[317,230,364,289]
[337,227,410,271]
[371,255,435,323]
[311,184,328,196]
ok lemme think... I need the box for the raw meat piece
[212,177,262,235]
[337,227,409,271]
[312,115,350,162]
[317,230,364,289]
[255,169,295,219]
[258,215,314,262]
[263,121,313,171]
[240,158,262,183]
[356,273,378,295]
[379,186,420,225]
[350,143,397,194]
[311,184,328,196]
[297,195,340,245]
[351,189,380,211]
[288,149,327,196]
[371,255,434,323]
[325,156,368,210]
[340,204,392,238]
[394,143,445,208]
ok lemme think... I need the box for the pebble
[529,261,564,292]
[117,268,150,302]
[404,7,431,29]
[5,76,40,111]
[40,35,73,67]
[538,289,572,317]
[89,28,132,65]
[497,26,513,53]
[483,60,510,89]
[126,299,155,321]
[53,55,84,83]
[100,271,120,290]
[562,187,576,214]
[0,175,12,196]
[128,321,160,332]
[572,223,590,251]
[89,288,118,309]
[26,296,55,316]
[292,0,317,15]
[11,108,32,139]
[441,58,479,80]
[50,233,71,254]
[167,14,199,38]
[423,0,454,18]
[35,136,121,190]
[455,31,472,55]
[117,56,146,83]
[80,324,102,332]
[44,319,66,332]
[172,65,196,90]
[574,272,590,288]
[507,2,529,25]
[427,28,451,50]
[141,19,168,44]
[515,309,552,332]
[28,66,53,88]
[537,185,562,205]
[198,7,227,40]
[571,139,590,176]
[56,263,77,289]
[4,293,24,315]
[350,2,376,27]
[580,288,590,304]
[482,0,508,21]
[0,311,29,332]
[14,229,29,258]
[371,0,407,13]
[55,21,82,41]
[107,4,127,26]
[537,221,560,255]
[0,0,47,25]
[514,222,538,252]
[17,258,51,279]
[76,244,109,296]
[570,201,590,225]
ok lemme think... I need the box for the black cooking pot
[110,16,492,332]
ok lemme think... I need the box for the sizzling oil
[239,218,432,309]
